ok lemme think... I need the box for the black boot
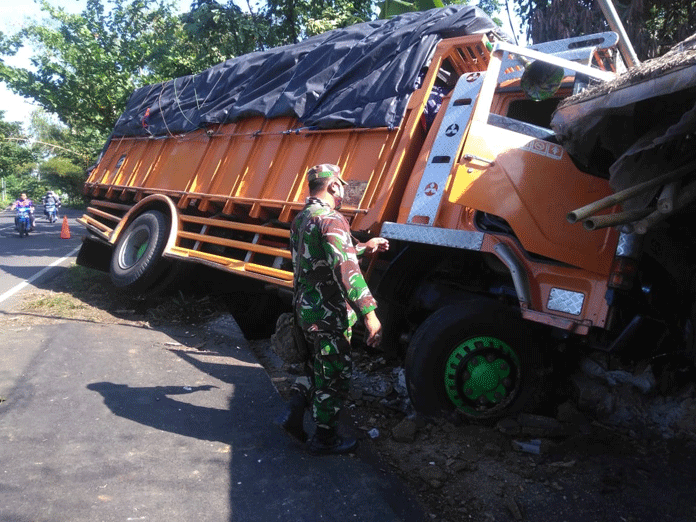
[275,392,307,442]
[308,427,357,456]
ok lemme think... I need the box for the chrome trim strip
[380,222,484,250]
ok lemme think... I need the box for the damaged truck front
[76,5,696,423]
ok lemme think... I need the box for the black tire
[405,300,541,422]
[110,210,170,291]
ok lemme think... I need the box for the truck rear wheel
[110,210,170,291]
[405,300,539,422]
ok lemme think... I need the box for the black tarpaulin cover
[112,6,505,137]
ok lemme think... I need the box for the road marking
[0,246,81,304]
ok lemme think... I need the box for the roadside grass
[22,294,88,314]
[19,264,229,326]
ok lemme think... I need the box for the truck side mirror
[520,60,564,101]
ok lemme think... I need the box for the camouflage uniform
[291,196,377,431]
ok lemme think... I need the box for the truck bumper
[76,235,113,273]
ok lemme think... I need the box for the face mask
[333,182,345,210]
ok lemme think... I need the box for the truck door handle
[462,153,495,166]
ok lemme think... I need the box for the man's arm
[322,218,383,347]
[322,217,377,317]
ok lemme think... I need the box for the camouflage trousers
[290,327,353,431]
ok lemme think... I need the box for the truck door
[448,43,619,276]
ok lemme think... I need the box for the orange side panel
[142,131,210,192]
[87,119,412,231]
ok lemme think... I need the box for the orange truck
[76,6,696,421]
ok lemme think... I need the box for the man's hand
[364,237,390,254]
[364,310,383,347]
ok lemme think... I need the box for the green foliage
[180,1,269,62]
[0,114,35,178]
[37,156,85,205]
[3,173,43,204]
[379,0,445,19]
[0,0,195,149]
[378,1,503,28]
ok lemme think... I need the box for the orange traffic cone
[61,216,71,239]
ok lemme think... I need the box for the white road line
[0,245,81,304]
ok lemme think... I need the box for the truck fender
[109,194,179,255]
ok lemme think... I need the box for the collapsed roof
[551,36,696,203]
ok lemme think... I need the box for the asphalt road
[0,209,428,522]
[0,206,84,310]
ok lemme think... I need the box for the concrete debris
[496,417,521,435]
[573,361,696,439]
[353,370,394,398]
[581,358,656,393]
[512,439,541,454]
[556,401,590,427]
[392,367,408,397]
[392,417,418,442]
[419,465,446,488]
[503,495,524,521]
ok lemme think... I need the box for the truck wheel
[405,300,539,421]
[110,210,170,291]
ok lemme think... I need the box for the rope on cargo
[158,85,175,137]
[173,76,199,129]
[165,68,226,136]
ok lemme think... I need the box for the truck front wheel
[405,300,540,422]
[110,210,170,292]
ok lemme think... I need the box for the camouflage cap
[306,163,347,185]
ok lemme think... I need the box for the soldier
[278,163,389,455]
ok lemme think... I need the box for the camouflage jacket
[291,197,377,332]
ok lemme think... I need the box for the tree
[0,111,37,204]
[186,0,375,49]
[28,110,88,204]
[514,0,696,59]
[265,0,373,42]
[180,0,271,61]
[0,0,206,158]
[0,113,34,179]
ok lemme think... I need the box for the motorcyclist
[42,190,61,221]
[11,193,36,230]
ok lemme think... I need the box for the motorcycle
[16,207,33,238]
[44,201,58,223]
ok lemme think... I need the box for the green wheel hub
[443,335,521,416]
[136,242,148,261]
[118,224,151,269]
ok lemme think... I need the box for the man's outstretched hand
[364,310,383,347]
[364,237,390,254]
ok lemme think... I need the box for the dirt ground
[5,267,696,522]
